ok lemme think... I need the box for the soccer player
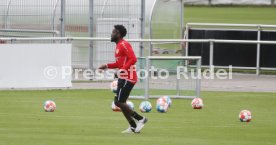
[98,25,147,133]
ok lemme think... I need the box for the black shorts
[114,79,135,103]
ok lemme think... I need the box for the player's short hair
[114,25,127,37]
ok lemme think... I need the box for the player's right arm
[106,61,119,69]
[98,59,120,70]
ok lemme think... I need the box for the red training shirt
[107,39,137,84]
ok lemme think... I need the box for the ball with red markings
[161,96,172,107]
[156,97,169,113]
[111,101,121,112]
[239,110,252,122]
[111,100,135,112]
[191,98,203,109]
[110,80,118,93]
[44,100,56,112]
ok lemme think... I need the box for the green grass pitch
[185,6,276,25]
[0,89,276,145]
[1,5,276,145]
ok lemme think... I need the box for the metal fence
[184,0,275,5]
[1,37,276,77]
[185,23,276,75]
[91,0,142,69]
[0,0,61,37]
[0,0,144,68]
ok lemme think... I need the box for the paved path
[2,74,275,93]
[72,74,276,93]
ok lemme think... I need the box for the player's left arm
[121,42,137,70]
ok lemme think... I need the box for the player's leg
[114,79,137,132]
[115,78,147,133]
[120,81,148,132]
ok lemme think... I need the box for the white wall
[0,44,72,89]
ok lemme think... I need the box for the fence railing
[185,23,276,75]
[0,29,59,37]
[1,37,276,75]
[186,23,276,29]
[185,0,275,5]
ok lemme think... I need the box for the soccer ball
[111,101,121,112]
[161,96,172,107]
[110,80,118,93]
[156,97,166,105]
[44,100,56,112]
[239,110,252,122]
[139,101,152,113]
[156,98,169,113]
[111,100,134,112]
[156,101,169,113]
[126,100,135,110]
[191,98,203,109]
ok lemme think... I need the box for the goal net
[130,56,201,100]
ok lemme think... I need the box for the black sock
[132,111,143,121]
[129,120,137,128]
